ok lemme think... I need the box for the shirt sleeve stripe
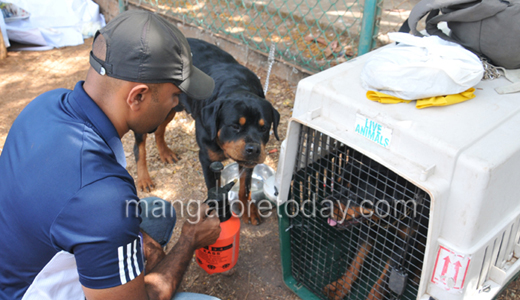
[117,246,127,285]
[133,239,141,277]
[117,238,142,285]
[126,243,135,281]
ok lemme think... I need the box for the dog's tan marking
[220,140,246,161]
[238,167,261,225]
[323,242,373,300]
[367,259,392,300]
[136,134,154,192]
[239,117,246,126]
[207,148,226,162]
[397,224,417,239]
[219,140,267,165]
[259,119,265,126]
[258,143,267,163]
[135,110,179,192]
[155,111,179,164]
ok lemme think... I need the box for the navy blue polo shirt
[0,82,144,300]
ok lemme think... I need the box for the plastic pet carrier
[274,47,520,300]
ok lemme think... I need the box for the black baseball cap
[89,10,214,100]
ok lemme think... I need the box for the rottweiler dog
[321,153,428,300]
[133,38,280,225]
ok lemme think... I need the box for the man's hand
[141,231,166,274]
[182,203,221,250]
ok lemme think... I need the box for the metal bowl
[220,163,275,207]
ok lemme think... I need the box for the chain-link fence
[127,0,418,73]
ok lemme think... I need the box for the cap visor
[179,66,215,100]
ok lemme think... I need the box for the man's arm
[83,203,221,300]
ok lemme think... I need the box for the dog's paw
[241,213,262,226]
[158,146,180,164]
[249,203,263,226]
[241,203,263,226]
[137,177,155,192]
[250,215,262,226]
[159,149,180,164]
[323,281,348,300]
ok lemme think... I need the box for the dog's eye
[231,124,240,131]
[260,126,268,132]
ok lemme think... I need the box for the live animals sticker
[354,114,392,148]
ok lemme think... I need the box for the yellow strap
[366,91,412,104]
[416,88,476,109]
[366,88,476,108]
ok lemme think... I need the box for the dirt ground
[1,39,519,300]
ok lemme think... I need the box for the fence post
[119,0,126,13]
[357,0,379,56]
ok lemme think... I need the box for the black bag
[407,0,520,69]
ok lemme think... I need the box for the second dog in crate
[321,154,428,300]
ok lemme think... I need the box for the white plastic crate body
[276,46,520,300]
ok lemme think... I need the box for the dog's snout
[245,143,260,155]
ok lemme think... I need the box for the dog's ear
[201,101,222,140]
[271,105,280,140]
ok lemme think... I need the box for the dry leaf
[343,45,354,57]
[283,99,294,107]
[324,41,339,58]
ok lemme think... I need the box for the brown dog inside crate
[320,154,429,300]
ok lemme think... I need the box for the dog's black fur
[321,152,428,300]
[133,38,280,225]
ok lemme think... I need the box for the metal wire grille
[129,0,366,72]
[126,0,418,73]
[287,125,431,300]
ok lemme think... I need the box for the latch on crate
[389,266,409,295]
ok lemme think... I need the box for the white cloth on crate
[360,32,484,100]
[3,0,105,49]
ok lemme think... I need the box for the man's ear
[127,84,149,111]
[201,101,223,140]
